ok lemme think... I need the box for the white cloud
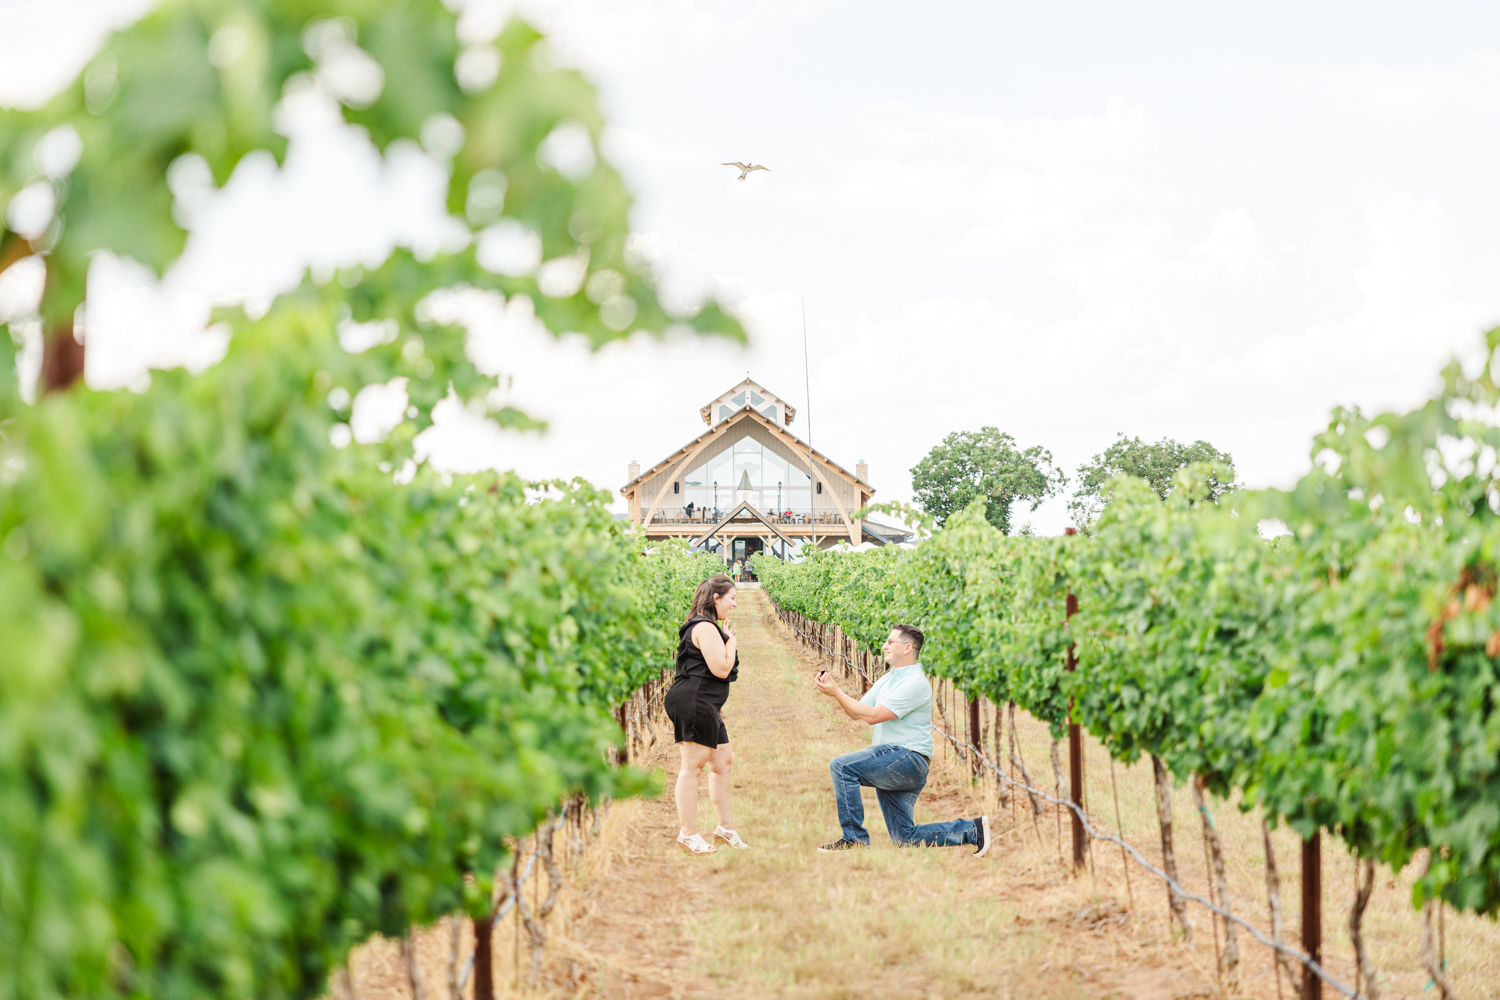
[6,0,1500,538]
[601,126,716,170]
[450,0,838,69]
[802,98,1159,234]
[1215,190,1494,416]
[1326,56,1500,113]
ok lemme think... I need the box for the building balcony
[647,508,848,526]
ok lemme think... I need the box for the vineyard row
[757,412,1500,1000]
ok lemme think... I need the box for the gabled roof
[691,500,794,548]
[621,405,869,494]
[862,520,915,546]
[700,378,796,427]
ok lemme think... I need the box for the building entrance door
[732,538,763,580]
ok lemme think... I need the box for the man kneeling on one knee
[814,624,991,855]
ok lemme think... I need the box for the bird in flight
[722,161,770,180]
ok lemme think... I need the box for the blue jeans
[829,744,979,847]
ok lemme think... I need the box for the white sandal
[713,826,750,850]
[676,832,717,855]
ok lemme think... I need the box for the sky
[3,0,1499,534]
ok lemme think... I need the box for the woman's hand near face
[692,620,736,679]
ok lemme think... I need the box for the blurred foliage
[908,426,1065,533]
[0,0,743,357]
[0,2,740,998]
[0,294,722,998]
[765,334,1500,916]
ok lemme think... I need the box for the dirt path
[351,588,1500,999]
[562,589,1224,1000]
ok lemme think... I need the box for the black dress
[664,617,739,748]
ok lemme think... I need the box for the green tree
[909,427,1065,533]
[1068,433,1235,533]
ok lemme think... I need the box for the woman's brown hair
[687,575,736,623]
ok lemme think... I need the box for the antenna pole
[802,294,815,554]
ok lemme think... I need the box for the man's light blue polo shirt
[859,662,933,757]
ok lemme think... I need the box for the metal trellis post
[1302,832,1322,1000]
[1064,526,1085,871]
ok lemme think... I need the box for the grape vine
[1,3,733,997]
[763,332,1500,922]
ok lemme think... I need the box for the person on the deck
[813,624,992,855]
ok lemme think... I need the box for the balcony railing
[648,508,847,527]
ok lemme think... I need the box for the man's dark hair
[892,624,924,656]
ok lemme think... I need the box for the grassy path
[568,589,1153,1000]
[351,588,1500,999]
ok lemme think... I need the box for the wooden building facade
[620,379,911,565]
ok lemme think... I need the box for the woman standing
[664,575,750,854]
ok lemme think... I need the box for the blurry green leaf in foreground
[0,0,743,386]
[0,3,738,999]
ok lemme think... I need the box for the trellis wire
[455,846,543,992]
[927,724,1364,1000]
[768,595,1365,1000]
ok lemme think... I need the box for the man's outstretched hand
[815,671,897,726]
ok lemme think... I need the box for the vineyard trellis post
[1064,527,1086,871]
[615,704,629,765]
[968,697,982,780]
[1302,832,1322,1000]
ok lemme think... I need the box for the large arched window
[681,434,811,514]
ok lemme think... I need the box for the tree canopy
[909,427,1065,533]
[1068,433,1236,532]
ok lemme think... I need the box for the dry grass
[922,628,1500,1000]
[340,589,1500,1000]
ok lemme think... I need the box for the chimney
[856,460,868,483]
[628,460,640,481]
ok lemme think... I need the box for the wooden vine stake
[402,933,428,1000]
[1049,739,1066,859]
[1008,702,1044,845]
[1152,755,1192,943]
[516,819,565,985]
[1419,853,1456,1000]
[993,702,1010,810]
[1191,775,1239,991]
[1348,856,1378,1000]
[1109,757,1134,913]
[1263,820,1295,1000]
[1301,832,1322,1000]
[446,915,462,1000]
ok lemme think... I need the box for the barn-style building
[620,379,911,566]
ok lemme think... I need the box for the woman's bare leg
[676,742,714,836]
[706,743,735,830]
